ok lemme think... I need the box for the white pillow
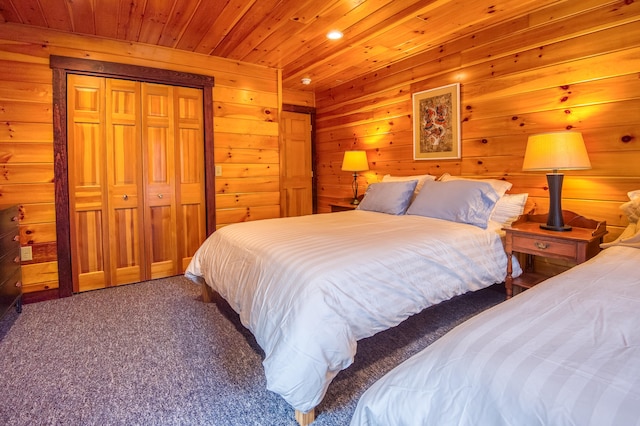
[381,174,436,198]
[490,193,529,228]
[600,222,640,249]
[357,180,418,215]
[406,179,500,228]
[600,191,640,249]
[438,173,513,198]
[620,197,640,224]
[628,189,640,200]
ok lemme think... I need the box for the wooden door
[105,78,146,286]
[280,111,313,217]
[174,86,206,272]
[141,83,178,279]
[67,74,110,292]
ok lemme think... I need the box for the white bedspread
[186,210,516,412]
[351,245,640,426]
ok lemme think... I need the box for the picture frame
[412,83,461,160]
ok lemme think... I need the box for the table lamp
[341,150,369,205]
[522,131,591,231]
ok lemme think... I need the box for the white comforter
[186,210,516,412]
[351,245,640,426]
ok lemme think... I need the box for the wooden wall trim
[50,55,216,298]
[49,55,215,88]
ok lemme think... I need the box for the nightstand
[329,201,358,212]
[504,211,607,298]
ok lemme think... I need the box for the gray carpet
[0,276,505,425]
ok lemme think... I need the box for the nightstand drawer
[512,235,577,259]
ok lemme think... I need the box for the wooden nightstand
[329,201,358,212]
[503,211,607,298]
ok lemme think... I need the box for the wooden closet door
[67,74,110,292]
[105,79,146,285]
[175,86,206,272]
[141,83,178,279]
[68,77,205,291]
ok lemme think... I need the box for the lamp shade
[522,131,591,171]
[341,150,369,172]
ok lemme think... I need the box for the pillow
[406,179,500,228]
[438,173,513,198]
[490,193,529,227]
[357,180,418,215]
[600,222,640,249]
[600,191,640,249]
[381,174,436,198]
[620,197,640,224]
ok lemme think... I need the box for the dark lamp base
[540,223,572,232]
[351,198,360,205]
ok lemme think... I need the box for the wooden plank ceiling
[0,0,564,92]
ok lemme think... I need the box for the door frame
[281,104,316,213]
[50,56,215,299]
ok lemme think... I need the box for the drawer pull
[11,216,18,222]
[15,281,21,288]
[158,193,163,199]
[535,241,548,250]
[14,256,20,263]
[123,194,129,200]
[13,235,19,242]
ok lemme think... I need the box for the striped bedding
[351,245,640,426]
[185,210,516,413]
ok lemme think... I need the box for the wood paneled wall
[315,0,640,245]
[0,23,281,295]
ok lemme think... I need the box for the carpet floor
[0,276,505,425]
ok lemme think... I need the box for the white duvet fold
[186,210,517,412]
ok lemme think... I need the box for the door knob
[123,194,129,200]
[158,193,163,199]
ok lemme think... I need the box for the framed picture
[412,83,461,160]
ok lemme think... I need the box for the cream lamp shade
[522,131,591,231]
[522,131,591,172]
[341,150,369,205]
[341,150,369,172]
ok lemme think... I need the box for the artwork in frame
[412,83,461,160]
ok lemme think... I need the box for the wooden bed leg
[201,281,215,303]
[295,408,315,425]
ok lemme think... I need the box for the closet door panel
[67,74,109,292]
[175,87,206,272]
[106,79,145,285]
[142,83,178,279]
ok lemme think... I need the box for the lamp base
[351,198,360,205]
[540,223,572,232]
[544,172,572,232]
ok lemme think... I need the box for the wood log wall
[0,23,289,295]
[315,0,640,251]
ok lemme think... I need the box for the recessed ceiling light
[326,30,343,40]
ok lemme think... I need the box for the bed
[351,192,640,426]
[185,175,526,424]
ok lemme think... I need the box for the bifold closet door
[140,83,206,279]
[67,75,205,292]
[68,74,112,292]
[106,79,146,286]
[173,86,206,272]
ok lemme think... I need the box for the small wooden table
[503,211,607,298]
[329,200,358,212]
